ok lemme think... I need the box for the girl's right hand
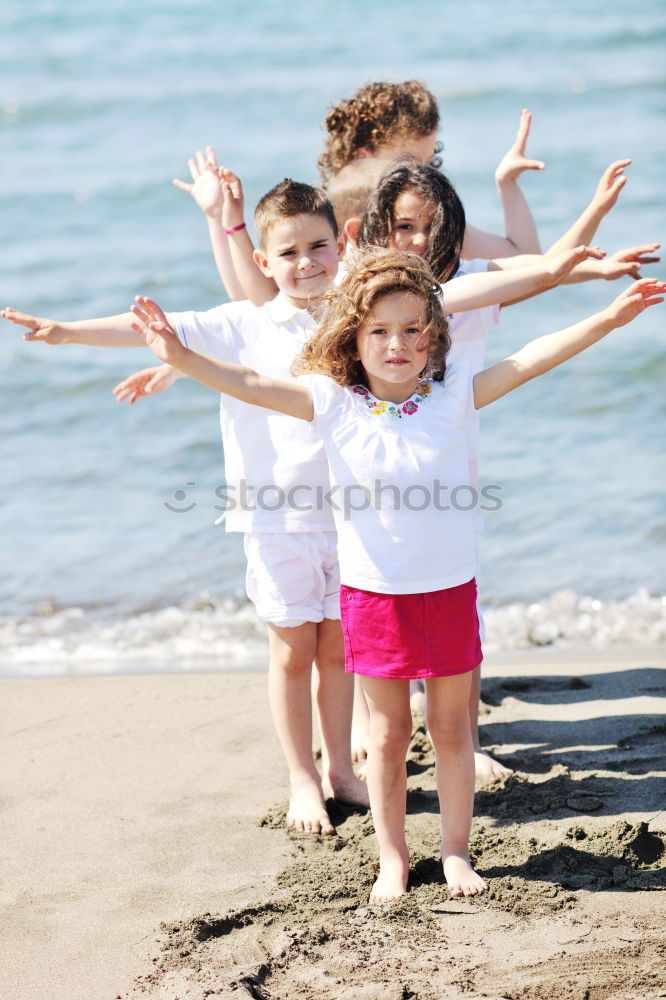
[548,244,605,283]
[605,277,666,329]
[113,364,181,406]
[129,297,185,366]
[1,307,70,344]
[172,147,224,218]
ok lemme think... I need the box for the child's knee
[427,713,470,753]
[370,713,412,755]
[270,650,313,678]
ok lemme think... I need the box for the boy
[2,179,369,835]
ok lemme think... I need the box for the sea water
[1,0,664,675]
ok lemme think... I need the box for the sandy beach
[2,646,665,1000]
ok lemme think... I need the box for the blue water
[1,1,664,672]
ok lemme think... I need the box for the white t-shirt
[443,258,500,373]
[307,363,478,595]
[443,258,501,523]
[175,293,335,534]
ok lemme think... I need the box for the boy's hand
[130,297,185,366]
[597,243,661,280]
[590,159,632,218]
[548,244,605,284]
[495,109,546,186]
[113,364,181,406]
[218,167,245,231]
[604,278,666,329]
[173,147,224,218]
[1,307,70,344]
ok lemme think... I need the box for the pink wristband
[224,222,247,235]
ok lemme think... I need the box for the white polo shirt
[175,293,335,533]
[306,363,477,594]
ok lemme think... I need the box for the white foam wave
[1,588,664,677]
[482,588,666,652]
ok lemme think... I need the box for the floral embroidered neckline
[352,379,432,418]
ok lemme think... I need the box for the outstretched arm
[173,147,245,301]
[443,245,601,313]
[544,160,632,259]
[218,167,279,306]
[1,307,146,347]
[462,109,544,259]
[130,296,312,420]
[113,364,184,405]
[473,278,666,409]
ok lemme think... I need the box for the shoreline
[2,646,665,999]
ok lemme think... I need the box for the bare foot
[409,678,426,717]
[322,770,370,809]
[369,849,410,904]
[474,749,513,780]
[442,853,488,898]
[351,722,369,763]
[286,779,335,835]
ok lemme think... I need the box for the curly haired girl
[319,80,544,260]
[318,80,442,185]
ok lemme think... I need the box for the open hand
[173,147,224,218]
[606,277,666,328]
[495,109,546,186]
[1,307,69,344]
[591,159,632,217]
[599,243,660,280]
[113,364,181,405]
[130,297,183,365]
[549,244,605,283]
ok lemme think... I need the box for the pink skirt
[340,578,482,680]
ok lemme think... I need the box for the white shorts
[244,530,341,627]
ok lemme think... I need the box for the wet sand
[2,646,665,1000]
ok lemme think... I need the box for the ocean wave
[1,588,663,678]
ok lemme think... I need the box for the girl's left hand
[129,296,183,364]
[600,243,661,280]
[606,278,666,328]
[495,109,546,185]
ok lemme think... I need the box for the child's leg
[351,675,370,762]
[409,678,426,716]
[361,676,412,904]
[312,618,369,807]
[468,665,512,779]
[266,622,334,835]
[426,672,489,897]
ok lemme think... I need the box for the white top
[444,258,500,373]
[444,258,500,529]
[175,294,335,533]
[307,363,478,594]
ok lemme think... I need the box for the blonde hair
[318,80,441,186]
[325,159,387,230]
[293,248,450,387]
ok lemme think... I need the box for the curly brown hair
[318,81,441,186]
[293,248,450,387]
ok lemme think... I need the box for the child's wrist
[495,171,518,189]
[223,221,247,236]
